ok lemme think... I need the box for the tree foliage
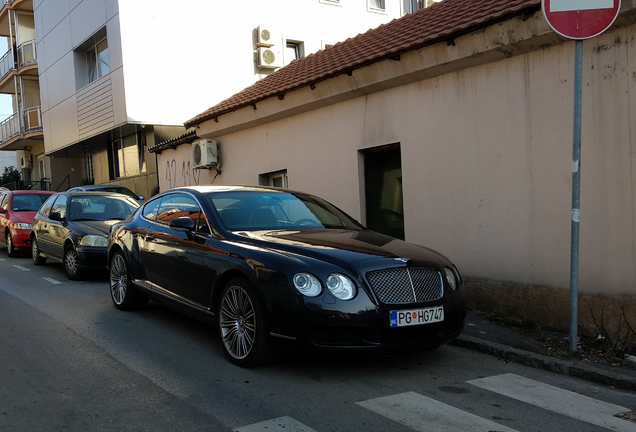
[0,166,21,188]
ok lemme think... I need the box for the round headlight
[293,273,322,297]
[326,273,356,300]
[444,267,457,291]
[80,235,108,247]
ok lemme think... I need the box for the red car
[0,190,55,257]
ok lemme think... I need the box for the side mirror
[49,212,64,222]
[138,195,145,201]
[169,217,195,232]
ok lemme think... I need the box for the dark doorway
[364,145,404,240]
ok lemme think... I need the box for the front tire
[6,232,18,257]
[63,246,84,280]
[31,237,46,265]
[218,278,273,367]
[109,251,148,310]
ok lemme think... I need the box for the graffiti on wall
[164,159,201,190]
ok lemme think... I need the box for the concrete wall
[166,15,636,333]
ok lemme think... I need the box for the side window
[51,195,68,219]
[156,193,201,226]
[0,194,7,212]
[39,194,57,217]
[142,197,162,221]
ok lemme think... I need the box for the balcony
[0,39,37,84]
[0,105,43,149]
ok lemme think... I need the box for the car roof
[70,185,131,190]
[7,190,55,195]
[173,185,291,194]
[63,191,133,197]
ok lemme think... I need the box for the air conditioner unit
[256,46,282,69]
[255,25,279,47]
[20,154,33,170]
[192,139,218,168]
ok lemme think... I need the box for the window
[284,41,303,67]
[37,156,46,180]
[259,170,288,188]
[74,27,109,89]
[368,0,386,11]
[155,193,208,233]
[50,195,68,219]
[404,0,425,13]
[108,131,146,179]
[87,37,109,83]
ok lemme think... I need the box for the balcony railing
[0,39,38,82]
[0,49,14,81]
[0,113,19,143]
[17,40,36,68]
[0,106,43,144]
[24,105,42,132]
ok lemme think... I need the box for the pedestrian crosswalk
[233,373,636,432]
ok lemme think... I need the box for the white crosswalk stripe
[235,374,635,432]
[234,416,318,432]
[357,391,519,432]
[468,373,636,432]
[12,264,30,271]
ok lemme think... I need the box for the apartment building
[15,0,414,198]
[0,0,47,189]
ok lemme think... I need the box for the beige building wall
[164,15,636,332]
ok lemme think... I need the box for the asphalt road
[1,254,635,432]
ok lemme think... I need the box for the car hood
[72,220,118,237]
[231,229,449,269]
[10,210,37,224]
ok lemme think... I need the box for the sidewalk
[452,311,636,391]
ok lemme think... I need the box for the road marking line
[234,416,317,432]
[13,265,30,271]
[43,277,63,285]
[357,391,519,432]
[550,0,613,12]
[0,258,5,261]
[468,373,636,432]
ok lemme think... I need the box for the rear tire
[218,278,273,367]
[31,237,46,265]
[109,251,148,310]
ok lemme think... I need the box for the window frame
[87,36,109,84]
[368,0,386,12]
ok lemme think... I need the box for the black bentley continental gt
[107,185,466,367]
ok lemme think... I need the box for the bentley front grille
[366,267,443,304]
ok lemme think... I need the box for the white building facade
[33,0,406,197]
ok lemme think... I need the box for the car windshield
[69,195,140,221]
[208,191,364,231]
[11,194,52,211]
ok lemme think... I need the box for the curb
[452,335,636,391]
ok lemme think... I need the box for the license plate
[390,306,444,327]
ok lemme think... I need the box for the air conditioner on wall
[255,25,279,47]
[20,154,33,170]
[256,46,281,69]
[192,139,218,169]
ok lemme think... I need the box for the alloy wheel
[219,286,256,360]
[110,254,127,305]
[64,248,79,276]
[6,233,15,257]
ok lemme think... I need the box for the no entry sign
[543,0,621,39]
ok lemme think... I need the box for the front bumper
[75,246,109,271]
[11,229,32,250]
[263,282,468,356]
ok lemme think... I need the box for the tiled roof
[149,129,196,153]
[185,0,541,128]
